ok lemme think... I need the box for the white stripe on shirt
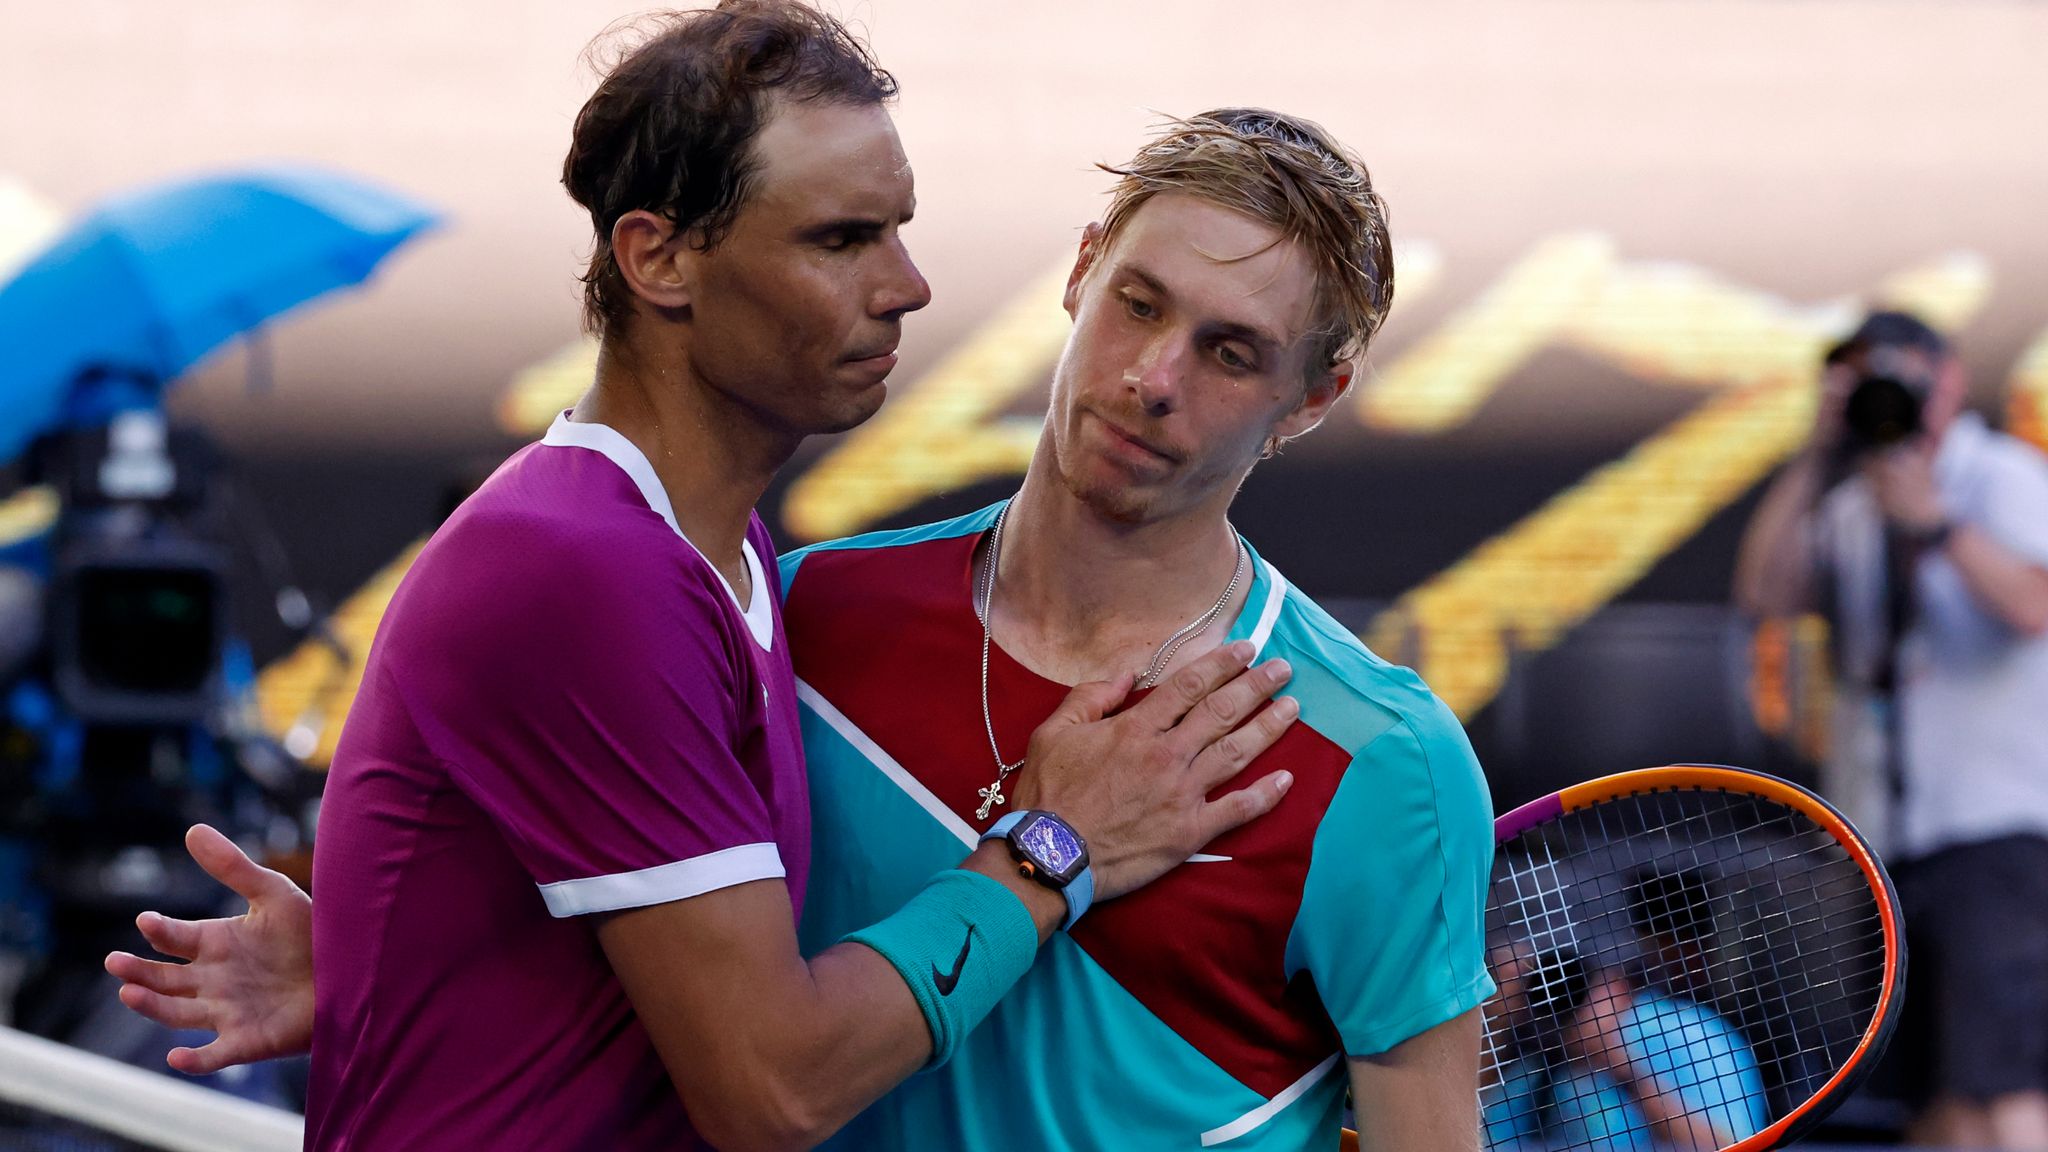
[537,842,786,917]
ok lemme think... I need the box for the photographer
[1734,311,2048,1149]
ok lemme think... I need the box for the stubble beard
[1048,418,1159,526]
[817,382,887,435]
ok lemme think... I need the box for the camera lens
[1842,373,1923,450]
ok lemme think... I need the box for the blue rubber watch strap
[979,812,1093,931]
[1060,858,1094,932]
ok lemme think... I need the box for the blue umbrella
[0,167,439,465]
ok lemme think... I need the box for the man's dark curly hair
[561,1,897,336]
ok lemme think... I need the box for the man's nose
[1125,338,1186,413]
[872,238,931,319]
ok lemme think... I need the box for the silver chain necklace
[973,502,1248,820]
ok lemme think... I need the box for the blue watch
[982,810,1094,931]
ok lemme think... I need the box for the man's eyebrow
[799,200,915,238]
[798,215,888,238]
[1206,319,1285,356]
[1119,263,1172,301]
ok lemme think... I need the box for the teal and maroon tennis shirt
[309,407,1490,1150]
[785,502,1495,1150]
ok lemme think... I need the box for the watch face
[1019,814,1085,874]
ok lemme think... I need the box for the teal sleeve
[1284,704,1497,1055]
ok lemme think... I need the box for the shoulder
[433,443,674,564]
[778,501,1003,595]
[1254,562,1491,849]
[1258,564,1470,766]
[1977,429,2048,495]
[398,447,725,647]
[1952,428,2048,563]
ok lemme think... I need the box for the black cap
[1823,309,1950,366]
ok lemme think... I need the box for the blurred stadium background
[3,0,2046,1145]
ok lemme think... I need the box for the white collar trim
[1246,556,1287,658]
[543,412,774,652]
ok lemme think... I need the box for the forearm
[671,937,930,1151]
[1607,1066,1735,1150]
[956,840,1068,940]
[604,847,1063,1152]
[1734,456,1825,617]
[741,843,1065,1135]
[607,910,928,1151]
[1945,525,2048,636]
[749,847,1063,1133]
[1352,1097,1477,1152]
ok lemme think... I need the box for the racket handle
[1339,1128,1358,1151]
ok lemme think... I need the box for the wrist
[962,842,1063,942]
[980,810,1094,931]
[842,869,1043,1069]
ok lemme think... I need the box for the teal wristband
[842,869,1040,1069]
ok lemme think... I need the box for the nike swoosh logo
[933,928,973,996]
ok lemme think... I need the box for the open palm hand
[103,824,316,1074]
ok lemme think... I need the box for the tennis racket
[1341,764,1904,1152]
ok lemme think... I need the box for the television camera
[0,370,326,1037]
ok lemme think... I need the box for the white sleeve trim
[537,842,786,917]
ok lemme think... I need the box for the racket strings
[1480,787,1886,1151]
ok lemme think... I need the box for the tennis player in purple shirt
[106,3,1299,1148]
[301,418,811,1148]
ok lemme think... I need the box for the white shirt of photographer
[1817,412,2048,861]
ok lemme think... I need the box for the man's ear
[1272,360,1356,442]
[611,209,694,314]
[1062,222,1104,318]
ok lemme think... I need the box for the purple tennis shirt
[305,413,809,1149]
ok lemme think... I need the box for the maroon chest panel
[787,533,1353,1097]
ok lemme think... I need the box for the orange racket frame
[1338,764,1906,1152]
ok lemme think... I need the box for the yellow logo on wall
[253,234,2048,763]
